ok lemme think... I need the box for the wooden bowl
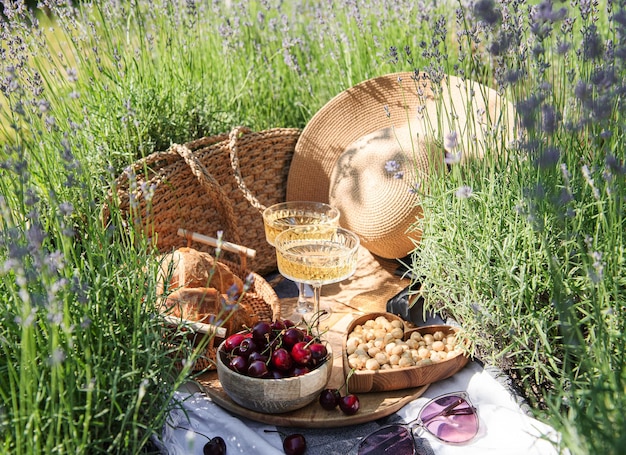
[343,313,469,393]
[216,340,333,414]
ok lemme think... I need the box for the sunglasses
[358,392,478,455]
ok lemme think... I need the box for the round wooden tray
[197,371,428,428]
[196,311,429,428]
[197,281,428,428]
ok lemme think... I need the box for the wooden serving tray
[197,267,424,429]
[198,371,428,428]
[197,309,428,428]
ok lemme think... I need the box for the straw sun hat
[286,71,514,259]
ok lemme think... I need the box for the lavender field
[1,1,624,453]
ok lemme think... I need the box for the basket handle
[117,131,233,189]
[169,143,244,246]
[228,126,267,212]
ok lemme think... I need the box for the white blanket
[155,360,564,455]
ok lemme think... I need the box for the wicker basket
[112,126,299,370]
[164,253,281,372]
[113,126,301,276]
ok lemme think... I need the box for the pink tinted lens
[419,395,478,443]
[358,426,414,455]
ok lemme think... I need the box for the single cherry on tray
[319,388,341,410]
[339,394,360,415]
[283,433,306,455]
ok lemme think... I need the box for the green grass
[1,0,625,453]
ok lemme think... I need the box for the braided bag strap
[228,126,266,212]
[169,143,243,245]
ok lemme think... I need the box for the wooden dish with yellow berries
[342,312,470,393]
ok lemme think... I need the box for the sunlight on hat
[287,71,516,259]
[329,125,442,258]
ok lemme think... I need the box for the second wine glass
[274,225,360,329]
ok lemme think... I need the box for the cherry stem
[176,425,212,442]
[343,368,357,395]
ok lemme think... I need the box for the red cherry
[248,351,268,363]
[271,347,293,372]
[283,327,304,349]
[229,355,248,374]
[290,341,312,365]
[270,319,286,332]
[319,388,341,410]
[223,333,246,352]
[252,321,272,341]
[268,369,285,379]
[309,343,328,363]
[292,365,310,376]
[282,319,296,328]
[238,338,258,357]
[339,394,360,415]
[283,433,306,455]
[247,359,268,378]
[203,436,226,455]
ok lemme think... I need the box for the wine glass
[262,201,341,320]
[274,225,360,329]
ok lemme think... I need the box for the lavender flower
[581,24,604,60]
[444,131,459,150]
[47,348,66,366]
[385,160,404,179]
[473,0,501,26]
[589,251,604,283]
[455,185,473,199]
[535,146,560,169]
[444,151,462,165]
[242,273,255,293]
[582,164,601,200]
[388,45,399,64]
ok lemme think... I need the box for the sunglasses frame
[357,391,479,455]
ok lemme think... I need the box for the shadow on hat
[286,71,516,259]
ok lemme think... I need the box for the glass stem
[312,284,322,331]
[297,282,308,309]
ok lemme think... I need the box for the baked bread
[158,247,244,295]
[163,287,259,336]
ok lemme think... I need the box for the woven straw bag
[113,126,301,276]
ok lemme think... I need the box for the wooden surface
[199,372,428,428]
[198,246,428,427]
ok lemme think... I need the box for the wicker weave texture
[115,127,301,275]
[169,265,281,372]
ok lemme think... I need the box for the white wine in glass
[274,225,360,328]
[262,201,340,320]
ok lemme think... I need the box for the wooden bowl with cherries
[216,320,333,414]
[342,312,470,393]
